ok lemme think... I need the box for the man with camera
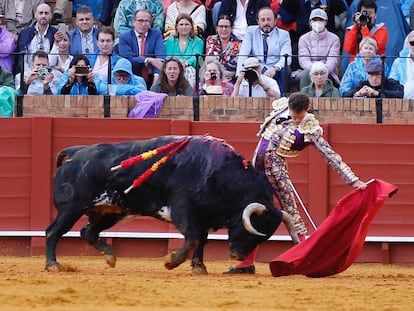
[231,57,280,98]
[236,7,292,95]
[21,50,54,95]
[343,0,388,63]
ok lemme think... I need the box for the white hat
[309,8,328,21]
[243,57,260,69]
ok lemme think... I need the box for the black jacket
[344,78,404,99]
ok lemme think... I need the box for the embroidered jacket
[259,105,359,185]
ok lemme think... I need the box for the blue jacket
[119,28,166,76]
[15,24,57,74]
[87,50,122,83]
[68,28,99,56]
[339,54,389,96]
[110,58,147,95]
[389,48,410,89]
[57,72,107,95]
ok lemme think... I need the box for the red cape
[269,179,398,278]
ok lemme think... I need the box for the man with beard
[236,6,292,95]
[15,2,57,75]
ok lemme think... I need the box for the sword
[288,180,318,231]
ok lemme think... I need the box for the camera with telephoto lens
[244,68,258,84]
[354,11,371,24]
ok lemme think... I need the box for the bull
[46,135,299,274]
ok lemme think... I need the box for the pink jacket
[298,29,340,76]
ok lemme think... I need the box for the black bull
[46,135,299,274]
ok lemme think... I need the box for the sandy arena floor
[0,256,412,311]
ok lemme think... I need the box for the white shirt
[232,0,249,41]
[237,74,280,97]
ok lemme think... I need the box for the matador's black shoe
[223,265,255,274]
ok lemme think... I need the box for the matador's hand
[352,179,367,190]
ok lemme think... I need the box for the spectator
[57,54,105,95]
[218,0,270,40]
[99,0,121,26]
[0,64,17,117]
[339,37,387,96]
[88,26,121,80]
[275,0,348,72]
[199,58,234,95]
[164,0,206,39]
[48,31,73,95]
[119,9,165,89]
[114,0,164,36]
[0,0,42,36]
[164,13,204,88]
[236,7,291,95]
[301,61,340,98]
[150,56,193,96]
[276,0,348,37]
[68,5,98,56]
[388,30,414,99]
[232,57,280,98]
[0,26,15,73]
[51,0,104,24]
[20,50,54,95]
[344,0,409,69]
[298,8,341,89]
[343,60,403,98]
[111,58,147,95]
[15,3,57,75]
[205,14,241,83]
[343,0,388,64]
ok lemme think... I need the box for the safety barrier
[0,117,413,263]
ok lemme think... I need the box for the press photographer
[343,0,388,63]
[231,57,280,98]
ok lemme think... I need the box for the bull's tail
[56,146,86,167]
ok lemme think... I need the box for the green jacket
[301,79,340,98]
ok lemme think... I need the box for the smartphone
[75,65,90,75]
[58,23,68,33]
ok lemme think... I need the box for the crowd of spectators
[0,0,413,116]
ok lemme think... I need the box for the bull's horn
[242,203,267,236]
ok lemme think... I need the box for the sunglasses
[409,41,414,46]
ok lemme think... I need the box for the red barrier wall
[1,118,413,264]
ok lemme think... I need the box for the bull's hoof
[104,254,116,268]
[45,261,63,272]
[191,265,208,275]
[164,261,178,270]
